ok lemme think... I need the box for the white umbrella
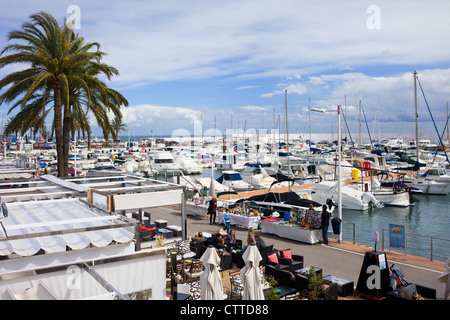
[241,243,265,300]
[200,245,224,300]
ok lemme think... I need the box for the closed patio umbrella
[241,243,264,300]
[200,245,224,300]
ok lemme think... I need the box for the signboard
[389,224,406,251]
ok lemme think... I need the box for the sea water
[340,194,449,263]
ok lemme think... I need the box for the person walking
[207,196,217,225]
[321,204,331,246]
[224,209,231,233]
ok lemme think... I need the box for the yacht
[151,151,181,173]
[402,167,450,195]
[240,163,289,189]
[298,181,384,211]
[216,170,252,191]
[347,178,413,207]
[214,152,244,171]
[94,155,114,168]
[175,157,203,175]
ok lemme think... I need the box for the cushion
[281,249,292,260]
[267,252,279,263]
[402,284,417,299]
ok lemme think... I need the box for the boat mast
[309,97,311,150]
[414,71,419,170]
[447,101,449,142]
[285,89,290,180]
[359,99,362,149]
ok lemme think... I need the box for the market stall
[260,207,323,244]
[217,211,260,229]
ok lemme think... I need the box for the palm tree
[0,12,127,176]
[111,115,127,145]
[0,12,74,176]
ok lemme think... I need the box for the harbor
[0,132,448,301]
[0,4,449,303]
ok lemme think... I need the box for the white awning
[0,198,134,257]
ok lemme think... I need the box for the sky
[1,0,450,141]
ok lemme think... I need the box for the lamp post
[311,105,342,243]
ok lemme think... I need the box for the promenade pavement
[146,205,448,300]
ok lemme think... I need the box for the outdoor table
[264,284,297,299]
[323,275,354,297]
[218,212,260,229]
[295,266,323,276]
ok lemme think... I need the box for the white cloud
[241,105,269,112]
[261,83,308,98]
[3,0,450,86]
[119,104,202,128]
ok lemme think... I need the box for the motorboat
[151,151,181,173]
[216,170,252,191]
[214,152,244,171]
[175,157,203,175]
[298,181,384,211]
[402,167,450,195]
[403,177,450,195]
[347,178,413,207]
[94,155,114,168]
[240,163,289,189]
[417,167,450,184]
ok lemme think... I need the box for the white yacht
[240,163,288,189]
[214,152,244,171]
[216,170,252,191]
[347,178,413,207]
[175,157,203,175]
[94,155,114,168]
[298,181,384,211]
[403,167,450,195]
[151,151,181,173]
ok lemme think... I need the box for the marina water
[341,193,449,263]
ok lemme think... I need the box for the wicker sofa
[386,283,436,300]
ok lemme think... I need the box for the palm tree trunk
[53,87,64,177]
[62,104,72,177]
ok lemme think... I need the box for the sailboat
[402,71,450,195]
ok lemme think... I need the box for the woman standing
[207,196,217,225]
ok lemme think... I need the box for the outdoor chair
[294,273,311,292]
[259,244,274,266]
[386,283,436,300]
[166,260,186,282]
[139,225,156,241]
[176,239,195,261]
[265,250,293,271]
[189,239,207,259]
[179,279,201,300]
[229,270,244,300]
[184,259,204,279]
[277,249,304,272]
[264,264,295,287]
